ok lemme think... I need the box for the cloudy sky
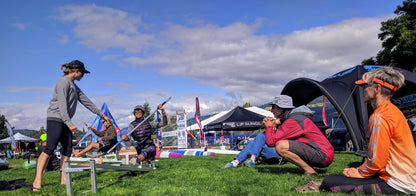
[0,0,403,130]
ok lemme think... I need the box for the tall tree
[363,0,416,72]
[0,115,13,139]
[143,102,155,122]
[242,102,252,108]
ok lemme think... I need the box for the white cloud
[56,4,154,53]
[106,82,139,90]
[11,23,25,30]
[57,33,69,44]
[7,86,53,93]
[125,16,392,106]
[0,102,48,130]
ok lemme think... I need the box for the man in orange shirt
[320,66,416,194]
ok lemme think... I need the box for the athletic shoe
[243,160,256,167]
[220,162,236,169]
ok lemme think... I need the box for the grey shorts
[288,140,326,167]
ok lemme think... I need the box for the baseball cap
[67,60,90,74]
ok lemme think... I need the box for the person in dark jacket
[264,95,334,176]
[74,120,117,163]
[122,104,167,163]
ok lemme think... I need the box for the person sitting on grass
[220,132,284,169]
[74,119,117,164]
[319,66,416,194]
[264,95,334,176]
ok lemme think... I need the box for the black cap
[68,60,90,74]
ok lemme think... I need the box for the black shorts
[45,120,73,157]
[99,141,117,153]
[288,140,326,167]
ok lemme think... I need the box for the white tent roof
[187,106,273,131]
[188,109,231,131]
[0,132,39,143]
[245,106,274,118]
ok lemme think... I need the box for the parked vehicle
[325,112,353,151]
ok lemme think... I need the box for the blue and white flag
[5,121,16,150]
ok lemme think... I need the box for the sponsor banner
[222,121,263,129]
[163,131,178,137]
[177,112,187,149]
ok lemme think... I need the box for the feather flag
[195,97,204,147]
[5,121,16,150]
[155,110,163,148]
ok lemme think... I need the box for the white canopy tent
[245,106,274,118]
[0,132,39,143]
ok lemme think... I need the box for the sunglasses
[358,83,371,88]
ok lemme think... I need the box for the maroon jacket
[265,106,334,166]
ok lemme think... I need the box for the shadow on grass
[69,170,150,194]
[257,165,328,176]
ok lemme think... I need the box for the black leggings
[44,120,73,157]
[320,175,402,194]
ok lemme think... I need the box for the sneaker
[243,160,256,168]
[220,162,236,169]
[278,158,287,165]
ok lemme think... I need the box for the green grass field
[0,151,381,196]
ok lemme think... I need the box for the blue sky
[0,0,403,130]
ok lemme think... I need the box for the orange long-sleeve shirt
[358,101,416,194]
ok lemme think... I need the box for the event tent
[204,106,268,131]
[188,110,230,132]
[0,132,39,143]
[245,106,274,118]
[188,106,273,132]
[281,65,416,157]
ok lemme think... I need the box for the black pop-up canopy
[204,106,266,131]
[281,65,416,157]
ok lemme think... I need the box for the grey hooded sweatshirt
[47,76,104,128]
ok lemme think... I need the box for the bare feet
[96,157,103,164]
[32,182,41,192]
[137,154,145,162]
